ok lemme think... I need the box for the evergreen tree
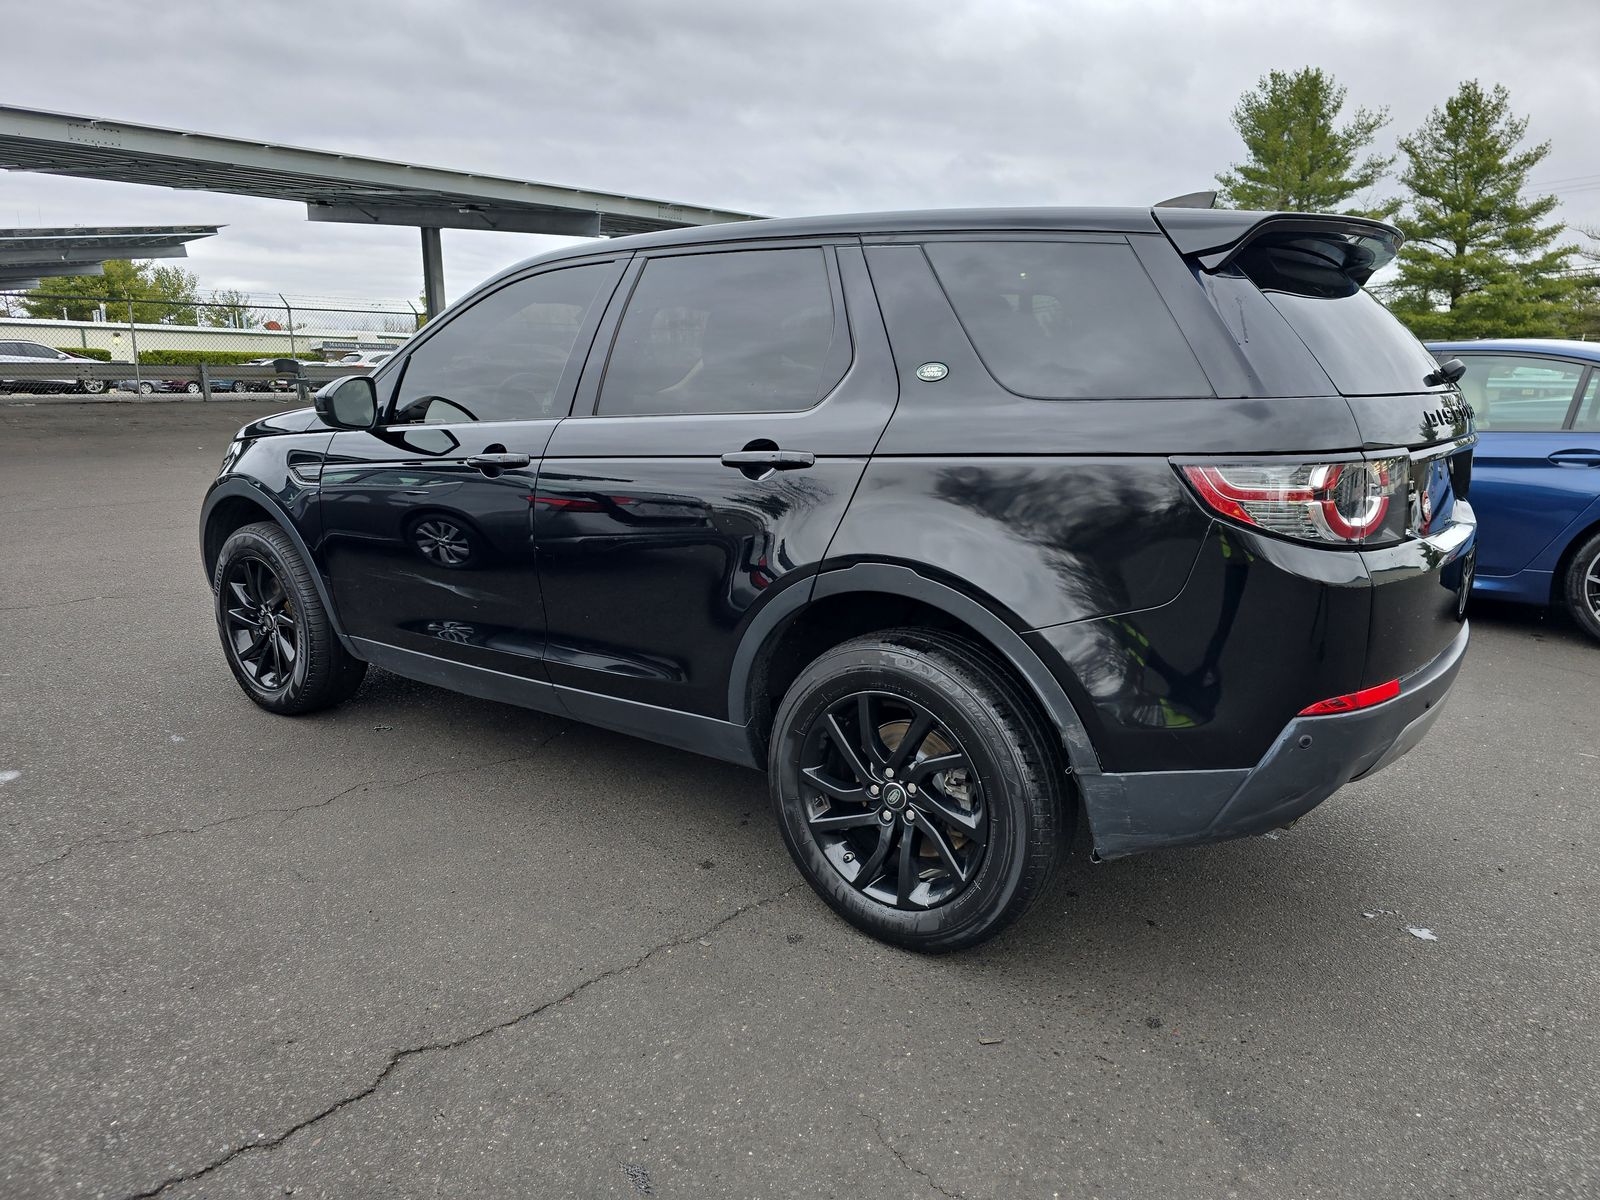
[1387,81,1578,339]
[1215,67,1393,214]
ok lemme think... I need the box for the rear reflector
[1298,678,1400,716]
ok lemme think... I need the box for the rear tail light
[1299,678,1400,715]
[1180,456,1409,546]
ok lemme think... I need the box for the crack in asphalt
[867,1112,965,1199]
[21,726,569,873]
[121,885,797,1199]
[0,593,141,614]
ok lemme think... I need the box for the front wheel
[137,382,155,395]
[81,379,106,395]
[213,522,367,714]
[1563,529,1600,643]
[184,381,201,395]
[769,629,1070,952]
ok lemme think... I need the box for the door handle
[719,449,816,472]
[1547,450,1600,467]
[465,452,532,471]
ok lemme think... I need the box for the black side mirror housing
[1424,358,1466,388]
[315,375,380,430]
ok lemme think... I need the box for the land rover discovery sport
[201,206,1476,950]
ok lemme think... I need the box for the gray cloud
[5,0,1598,303]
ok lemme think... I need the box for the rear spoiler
[1153,209,1402,282]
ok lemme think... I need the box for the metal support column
[421,227,446,319]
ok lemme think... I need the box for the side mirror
[1424,358,1466,387]
[315,375,379,430]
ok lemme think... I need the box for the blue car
[1427,339,1600,641]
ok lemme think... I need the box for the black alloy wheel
[799,691,987,910]
[212,521,367,714]
[771,629,1069,952]
[221,555,298,691]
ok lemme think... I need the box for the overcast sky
[4,0,1598,307]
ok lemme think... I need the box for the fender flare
[199,477,356,653]
[728,562,1102,778]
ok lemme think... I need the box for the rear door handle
[465,452,532,471]
[1547,450,1600,467]
[720,450,816,472]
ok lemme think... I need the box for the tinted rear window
[923,240,1211,399]
[1234,235,1445,397]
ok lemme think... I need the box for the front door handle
[720,449,816,472]
[1547,449,1600,467]
[465,452,532,471]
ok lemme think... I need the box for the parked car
[116,377,202,395]
[337,350,394,369]
[209,359,313,393]
[0,340,107,393]
[1427,339,1600,640]
[202,206,1476,950]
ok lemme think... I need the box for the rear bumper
[1080,623,1469,860]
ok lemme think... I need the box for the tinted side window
[923,240,1211,400]
[598,248,838,416]
[392,263,609,425]
[1454,354,1582,431]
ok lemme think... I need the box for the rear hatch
[1158,208,1476,675]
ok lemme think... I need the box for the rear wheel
[769,629,1070,952]
[213,522,366,714]
[232,381,249,393]
[81,379,106,395]
[1562,529,1600,643]
[184,381,201,395]
[137,381,155,395]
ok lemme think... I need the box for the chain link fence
[0,291,422,396]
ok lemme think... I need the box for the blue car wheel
[1564,529,1600,643]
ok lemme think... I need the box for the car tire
[81,379,106,395]
[1562,529,1600,643]
[213,521,367,715]
[137,382,155,395]
[184,381,201,395]
[769,628,1071,952]
[232,381,249,393]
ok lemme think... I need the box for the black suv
[201,207,1476,950]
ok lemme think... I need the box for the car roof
[1426,338,1600,362]
[459,204,1397,310]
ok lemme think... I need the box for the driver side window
[391,262,611,425]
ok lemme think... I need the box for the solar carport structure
[0,104,760,315]
[0,225,218,290]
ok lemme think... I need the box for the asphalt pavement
[2,399,1596,1199]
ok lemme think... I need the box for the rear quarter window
[923,240,1211,400]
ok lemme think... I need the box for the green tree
[1215,67,1394,214]
[1385,81,1579,339]
[23,260,201,324]
[201,288,261,329]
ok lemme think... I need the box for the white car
[0,340,106,394]
[337,350,393,370]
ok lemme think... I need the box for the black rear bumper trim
[1081,623,1469,860]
